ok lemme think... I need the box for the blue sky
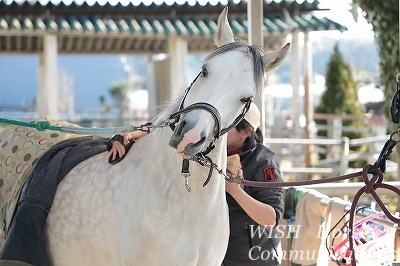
[0,0,376,111]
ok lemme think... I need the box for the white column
[290,31,300,179]
[146,56,157,118]
[168,37,187,98]
[153,57,171,111]
[303,31,314,167]
[290,31,300,138]
[247,0,266,136]
[247,0,263,46]
[38,34,59,119]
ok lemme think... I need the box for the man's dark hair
[235,120,263,150]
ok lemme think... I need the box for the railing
[298,181,400,198]
[264,135,397,180]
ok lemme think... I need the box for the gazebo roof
[0,0,346,54]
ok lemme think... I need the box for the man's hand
[107,133,137,164]
[226,154,241,175]
[108,141,126,161]
[225,169,243,196]
[225,154,243,195]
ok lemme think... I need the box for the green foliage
[355,0,400,180]
[98,95,111,113]
[108,80,130,115]
[109,80,129,103]
[355,0,400,119]
[316,44,365,139]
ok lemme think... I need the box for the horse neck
[139,126,227,195]
[135,101,227,195]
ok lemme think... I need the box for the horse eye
[201,68,208,77]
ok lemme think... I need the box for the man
[222,103,284,265]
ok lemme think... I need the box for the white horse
[26,7,289,266]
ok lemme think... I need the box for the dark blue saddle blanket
[0,136,108,265]
[20,136,108,211]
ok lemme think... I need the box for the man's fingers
[117,143,125,156]
[123,135,131,145]
[108,147,117,160]
[108,142,125,160]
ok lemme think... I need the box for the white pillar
[247,0,266,136]
[290,31,300,138]
[303,31,314,167]
[168,37,187,98]
[153,57,171,113]
[290,31,301,179]
[247,0,263,46]
[146,56,157,118]
[38,34,59,119]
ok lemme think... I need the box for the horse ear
[215,7,235,47]
[262,43,291,72]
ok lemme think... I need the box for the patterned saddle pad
[0,121,80,247]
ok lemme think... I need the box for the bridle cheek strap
[220,96,253,136]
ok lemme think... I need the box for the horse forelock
[204,41,266,93]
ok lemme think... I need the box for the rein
[216,74,400,266]
[2,71,400,266]
[183,73,400,266]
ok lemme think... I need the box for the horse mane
[204,40,267,93]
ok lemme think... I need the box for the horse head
[169,7,290,158]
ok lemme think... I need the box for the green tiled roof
[0,0,346,54]
[0,14,344,34]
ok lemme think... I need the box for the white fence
[264,134,398,180]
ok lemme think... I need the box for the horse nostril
[168,138,180,149]
[174,120,186,137]
[169,121,186,149]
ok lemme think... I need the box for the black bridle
[167,71,254,191]
[169,71,254,140]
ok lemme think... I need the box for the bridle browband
[167,70,254,191]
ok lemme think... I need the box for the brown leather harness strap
[230,164,400,266]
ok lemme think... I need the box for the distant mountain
[0,37,378,111]
[272,37,379,84]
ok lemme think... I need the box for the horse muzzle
[169,117,209,158]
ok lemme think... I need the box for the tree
[316,44,364,138]
[354,0,400,180]
[109,80,130,117]
[353,0,399,114]
[315,44,366,166]
[98,95,111,113]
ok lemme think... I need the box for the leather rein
[142,73,400,266]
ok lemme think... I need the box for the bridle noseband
[167,71,254,191]
[169,71,253,140]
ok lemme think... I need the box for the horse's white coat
[45,7,289,266]
[47,125,229,266]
